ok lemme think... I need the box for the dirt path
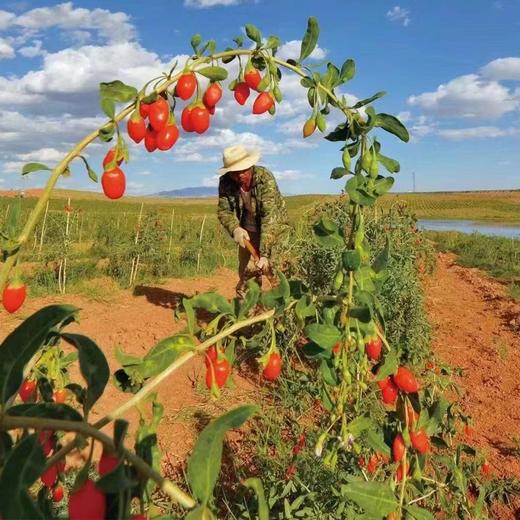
[425,252,520,514]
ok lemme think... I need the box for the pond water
[418,219,520,239]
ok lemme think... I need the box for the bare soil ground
[1,254,519,516]
[425,252,520,518]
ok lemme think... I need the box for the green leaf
[365,430,391,456]
[372,238,390,273]
[0,434,46,520]
[295,295,316,325]
[375,351,398,381]
[197,66,228,81]
[330,167,349,180]
[300,76,314,88]
[190,292,234,315]
[99,122,115,142]
[313,217,344,248]
[61,333,109,414]
[99,80,138,103]
[0,304,78,404]
[221,48,235,64]
[374,113,410,142]
[377,153,400,173]
[191,33,202,54]
[238,279,261,319]
[245,24,262,46]
[324,122,349,142]
[347,416,373,437]
[299,17,319,62]
[373,176,395,196]
[405,505,436,520]
[7,403,82,422]
[352,91,386,109]
[320,359,339,386]
[115,345,142,367]
[323,62,340,89]
[340,480,398,517]
[21,163,51,175]
[140,335,194,379]
[342,250,361,271]
[187,405,257,504]
[265,35,280,50]
[340,59,356,82]
[243,478,269,520]
[304,323,341,350]
[100,97,115,119]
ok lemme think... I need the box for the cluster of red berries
[232,66,275,114]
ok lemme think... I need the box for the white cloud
[481,57,520,81]
[397,111,412,123]
[277,40,327,61]
[137,170,152,176]
[0,110,105,160]
[436,126,520,140]
[173,151,210,163]
[18,39,45,58]
[3,161,25,174]
[273,169,303,181]
[0,38,15,59]
[0,10,16,30]
[387,6,411,27]
[408,74,518,118]
[16,147,65,162]
[184,0,242,7]
[201,174,220,187]
[14,2,135,43]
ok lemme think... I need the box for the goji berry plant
[0,17,506,519]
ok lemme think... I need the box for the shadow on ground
[133,285,188,310]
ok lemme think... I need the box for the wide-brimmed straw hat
[217,145,261,175]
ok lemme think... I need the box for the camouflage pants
[236,230,262,298]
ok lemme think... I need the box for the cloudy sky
[0,0,519,195]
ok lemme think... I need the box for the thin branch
[0,415,196,509]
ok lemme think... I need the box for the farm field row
[2,188,518,220]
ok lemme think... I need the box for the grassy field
[2,188,518,221]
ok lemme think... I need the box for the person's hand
[256,256,269,272]
[233,227,250,248]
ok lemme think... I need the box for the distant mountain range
[154,186,218,198]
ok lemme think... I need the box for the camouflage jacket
[217,165,289,257]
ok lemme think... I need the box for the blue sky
[0,0,519,195]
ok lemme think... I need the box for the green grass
[427,231,520,299]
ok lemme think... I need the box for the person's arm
[257,169,287,258]
[217,178,240,237]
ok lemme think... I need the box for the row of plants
[1,17,515,519]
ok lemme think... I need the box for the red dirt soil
[425,252,520,517]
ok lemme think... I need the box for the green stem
[0,415,196,509]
